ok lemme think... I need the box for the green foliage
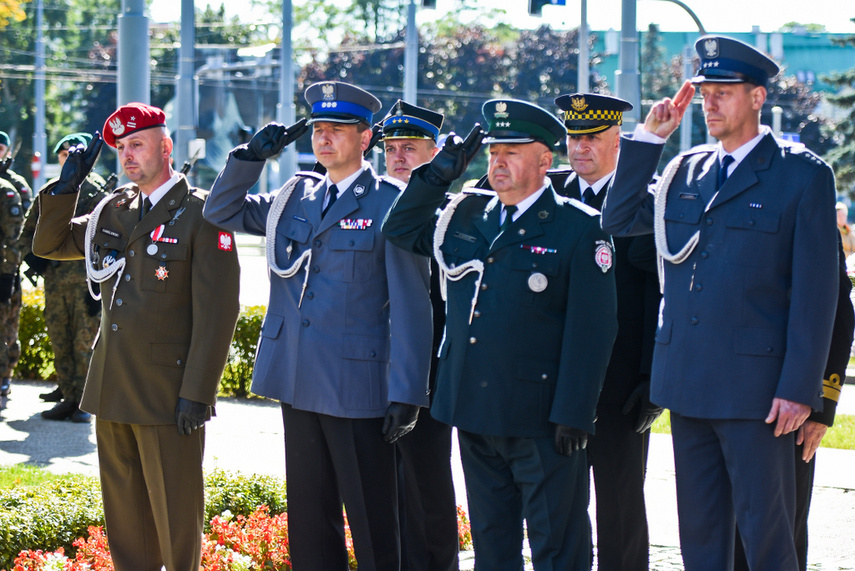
[0,464,66,488]
[16,288,55,381]
[0,467,289,569]
[220,305,265,398]
[823,413,855,450]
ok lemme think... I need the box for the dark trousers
[458,430,591,571]
[671,413,798,571]
[281,404,400,571]
[96,419,205,571]
[586,403,650,571]
[396,408,459,571]
[733,440,814,571]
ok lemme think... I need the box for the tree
[0,0,26,29]
[823,27,855,195]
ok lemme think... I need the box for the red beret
[103,102,167,148]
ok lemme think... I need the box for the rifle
[100,173,118,193]
[180,146,204,175]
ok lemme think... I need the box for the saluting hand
[643,80,695,140]
[55,132,103,195]
[423,123,485,187]
[232,118,309,162]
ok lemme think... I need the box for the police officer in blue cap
[602,35,838,571]
[205,81,432,571]
[383,99,617,570]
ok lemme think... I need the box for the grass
[651,411,855,451]
[0,463,69,488]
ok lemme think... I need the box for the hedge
[16,288,265,399]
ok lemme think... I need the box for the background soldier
[383,100,617,570]
[381,100,459,571]
[19,132,106,422]
[0,131,30,398]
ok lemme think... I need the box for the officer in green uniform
[383,100,618,570]
[0,131,29,397]
[19,133,106,421]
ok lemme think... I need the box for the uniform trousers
[458,430,590,571]
[96,419,205,571]
[671,413,798,571]
[396,408,459,571]
[586,403,650,571]
[281,404,400,571]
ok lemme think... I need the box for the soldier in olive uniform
[383,100,618,571]
[33,103,240,571]
[0,131,29,397]
[19,133,106,421]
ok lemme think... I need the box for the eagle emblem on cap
[494,101,509,118]
[570,96,588,112]
[704,38,719,58]
[109,117,125,137]
[322,83,335,101]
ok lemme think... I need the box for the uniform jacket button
[312,266,320,273]
[480,283,488,290]
[116,299,123,306]
[313,239,322,247]
[111,323,118,331]
[690,317,699,325]
[469,337,477,344]
[124,274,131,281]
[301,319,310,327]
[129,250,135,257]
[369,351,376,358]
[176,359,183,366]
[305,292,314,300]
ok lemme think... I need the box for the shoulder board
[189,188,208,203]
[294,170,325,183]
[565,197,600,217]
[681,143,717,158]
[379,175,406,191]
[474,173,490,189]
[780,140,827,167]
[112,183,136,196]
[461,186,496,198]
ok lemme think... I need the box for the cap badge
[109,117,125,137]
[570,96,588,112]
[494,101,509,119]
[322,83,335,101]
[704,38,719,58]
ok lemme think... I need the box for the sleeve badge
[594,240,614,273]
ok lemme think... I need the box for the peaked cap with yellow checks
[554,93,633,135]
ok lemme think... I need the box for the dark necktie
[499,205,517,235]
[141,196,152,220]
[582,186,596,205]
[322,184,339,218]
[717,155,734,189]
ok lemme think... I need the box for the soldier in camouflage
[18,133,106,421]
[0,131,31,398]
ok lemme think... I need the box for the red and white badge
[150,224,178,244]
[218,232,233,251]
[155,266,169,281]
[594,240,614,273]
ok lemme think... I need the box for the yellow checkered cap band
[564,109,623,123]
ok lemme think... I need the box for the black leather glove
[621,381,664,434]
[554,424,588,456]
[0,273,15,303]
[85,283,101,316]
[175,397,211,435]
[382,402,420,443]
[232,119,309,162]
[24,253,49,276]
[56,132,103,195]
[0,156,11,177]
[423,124,485,187]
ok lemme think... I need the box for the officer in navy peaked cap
[383,97,617,570]
[205,81,432,571]
[602,34,838,571]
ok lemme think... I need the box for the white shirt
[144,172,182,208]
[323,161,369,210]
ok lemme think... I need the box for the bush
[16,288,55,381]
[220,305,265,398]
[203,468,287,529]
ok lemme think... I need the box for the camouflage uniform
[0,176,23,394]
[19,173,105,402]
[0,167,31,384]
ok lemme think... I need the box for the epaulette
[112,182,135,195]
[379,175,406,191]
[294,170,325,183]
[565,197,600,217]
[681,143,717,158]
[781,140,826,167]
[189,188,208,203]
[461,186,496,198]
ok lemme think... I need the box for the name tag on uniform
[679,192,698,200]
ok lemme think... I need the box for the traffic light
[528,0,566,16]
[421,0,436,8]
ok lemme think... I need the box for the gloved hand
[56,132,103,195]
[24,252,49,276]
[85,283,101,316]
[554,424,588,456]
[364,122,384,158]
[382,402,420,443]
[0,156,11,177]
[232,118,309,162]
[423,124,485,187]
[621,381,664,434]
[0,273,15,303]
[175,397,211,435]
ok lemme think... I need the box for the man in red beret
[33,102,241,571]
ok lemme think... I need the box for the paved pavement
[1,236,854,570]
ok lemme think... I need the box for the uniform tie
[717,155,734,189]
[582,186,596,205]
[499,205,517,235]
[322,184,339,218]
[141,196,152,220]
